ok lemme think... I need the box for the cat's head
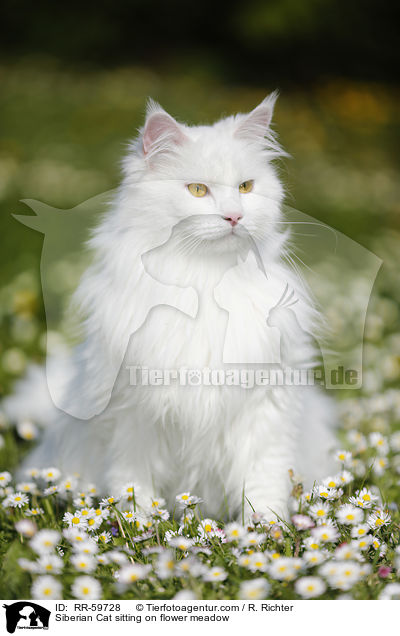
[118,94,287,260]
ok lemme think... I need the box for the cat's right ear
[142,100,188,160]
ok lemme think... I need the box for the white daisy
[224,522,246,542]
[350,523,370,539]
[168,536,194,551]
[30,530,60,554]
[71,575,102,600]
[334,543,362,561]
[203,566,228,582]
[63,528,88,544]
[176,556,205,577]
[63,511,88,530]
[36,554,64,575]
[5,492,29,508]
[176,492,202,508]
[16,481,36,494]
[352,536,373,551]
[59,476,78,495]
[238,578,270,599]
[239,532,267,549]
[107,549,129,565]
[156,550,176,579]
[309,502,330,521]
[119,483,140,501]
[373,456,388,476]
[41,467,61,482]
[269,557,298,581]
[367,509,391,529]
[369,432,389,455]
[302,550,329,566]
[72,538,98,555]
[371,537,387,554]
[100,495,120,507]
[295,576,326,598]
[0,471,12,486]
[16,419,38,441]
[337,470,354,485]
[334,450,352,465]
[151,507,170,521]
[71,554,96,573]
[336,504,364,525]
[95,531,112,544]
[32,575,62,599]
[198,518,219,540]
[26,507,44,517]
[43,485,59,496]
[311,524,339,543]
[73,494,93,508]
[248,552,269,572]
[291,514,314,530]
[118,563,151,588]
[328,561,362,591]
[15,519,37,538]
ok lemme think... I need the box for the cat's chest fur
[125,248,284,371]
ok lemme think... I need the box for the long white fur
[6,95,337,520]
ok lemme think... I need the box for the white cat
[7,94,337,521]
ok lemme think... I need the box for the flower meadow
[1,384,400,601]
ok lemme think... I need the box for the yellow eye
[239,180,254,193]
[187,183,208,197]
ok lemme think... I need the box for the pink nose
[222,214,242,227]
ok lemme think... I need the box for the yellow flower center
[72,517,80,525]
[43,588,51,596]
[362,494,370,501]
[204,524,212,532]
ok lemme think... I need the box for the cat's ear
[235,91,278,142]
[142,99,188,158]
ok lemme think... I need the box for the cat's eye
[239,180,254,193]
[187,183,208,197]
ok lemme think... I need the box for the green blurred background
[0,0,399,397]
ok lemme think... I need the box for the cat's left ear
[142,100,188,159]
[235,91,278,141]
